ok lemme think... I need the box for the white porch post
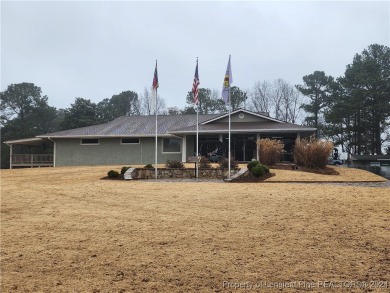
[219,134,223,142]
[182,135,187,162]
[9,144,13,169]
[53,140,56,167]
[297,132,301,141]
[256,133,260,161]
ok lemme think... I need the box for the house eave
[4,137,50,145]
[36,134,175,139]
[169,128,317,135]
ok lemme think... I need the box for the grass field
[1,166,389,292]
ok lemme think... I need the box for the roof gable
[201,109,283,125]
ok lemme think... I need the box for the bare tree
[250,80,272,114]
[272,79,284,120]
[250,79,303,123]
[287,87,302,124]
[140,87,166,115]
[140,87,153,115]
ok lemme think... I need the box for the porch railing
[11,154,54,168]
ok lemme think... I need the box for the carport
[4,138,54,169]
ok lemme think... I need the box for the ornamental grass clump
[257,138,284,166]
[218,156,238,170]
[293,137,333,169]
[165,160,184,168]
[199,157,212,169]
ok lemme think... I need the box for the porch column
[48,138,56,167]
[9,144,13,169]
[219,134,223,142]
[297,132,301,141]
[181,135,187,162]
[256,133,260,161]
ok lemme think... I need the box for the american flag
[192,59,200,105]
[152,60,159,89]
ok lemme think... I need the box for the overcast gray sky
[1,1,389,110]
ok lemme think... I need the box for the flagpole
[196,102,199,179]
[153,59,158,179]
[155,86,158,179]
[221,55,232,179]
[228,81,231,179]
[192,57,200,180]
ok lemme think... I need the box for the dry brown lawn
[1,166,389,292]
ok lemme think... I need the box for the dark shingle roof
[37,110,316,138]
[38,114,220,137]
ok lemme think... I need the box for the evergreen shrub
[247,160,260,171]
[121,166,131,175]
[107,170,120,178]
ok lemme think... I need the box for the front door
[233,136,257,161]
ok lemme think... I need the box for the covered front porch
[5,138,54,169]
[180,132,306,163]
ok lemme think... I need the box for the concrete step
[224,168,248,182]
[124,168,136,180]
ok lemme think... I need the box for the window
[81,138,99,145]
[121,138,140,144]
[162,137,181,153]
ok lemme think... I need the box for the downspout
[47,137,56,167]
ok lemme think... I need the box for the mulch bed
[101,175,125,180]
[101,165,339,181]
[271,164,340,175]
[229,172,275,183]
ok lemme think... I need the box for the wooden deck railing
[11,154,54,168]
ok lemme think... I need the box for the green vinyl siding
[54,137,181,166]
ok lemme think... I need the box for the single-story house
[5,109,316,168]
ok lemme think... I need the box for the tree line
[1,43,389,168]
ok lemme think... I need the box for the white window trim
[80,138,100,145]
[120,138,140,145]
[161,137,181,154]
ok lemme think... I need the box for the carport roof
[4,137,50,146]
